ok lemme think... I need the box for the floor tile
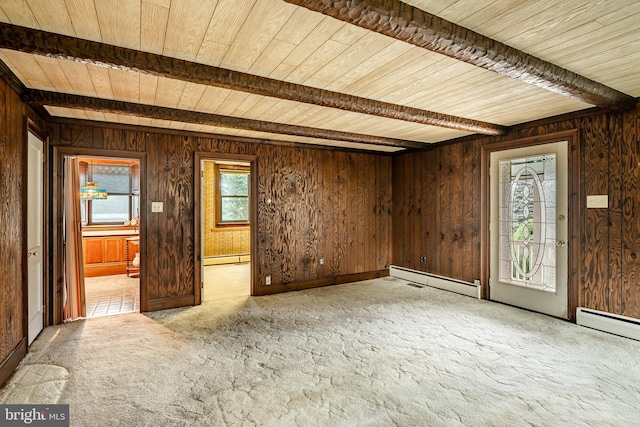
[84,274,140,318]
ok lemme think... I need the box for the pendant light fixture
[79,181,108,199]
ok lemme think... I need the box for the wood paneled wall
[257,145,392,287]
[393,143,480,281]
[49,123,392,307]
[0,79,26,383]
[393,104,640,319]
[0,79,46,386]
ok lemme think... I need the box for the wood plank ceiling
[0,0,638,152]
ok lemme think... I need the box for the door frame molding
[194,152,258,304]
[51,146,147,324]
[480,130,581,321]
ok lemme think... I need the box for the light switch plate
[587,195,608,209]
[151,202,163,213]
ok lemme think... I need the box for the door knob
[27,249,38,257]
[556,241,566,247]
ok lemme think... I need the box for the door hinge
[200,171,204,178]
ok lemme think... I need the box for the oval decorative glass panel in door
[499,154,557,293]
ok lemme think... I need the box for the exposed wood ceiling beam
[0,22,505,136]
[284,0,636,111]
[23,90,429,149]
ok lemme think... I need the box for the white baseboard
[576,307,640,341]
[204,255,250,266]
[389,266,481,299]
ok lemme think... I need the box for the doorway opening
[195,154,257,303]
[65,155,141,318]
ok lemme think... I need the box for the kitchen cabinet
[82,229,139,277]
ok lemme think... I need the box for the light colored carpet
[0,364,69,404]
[2,277,640,426]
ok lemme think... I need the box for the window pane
[498,154,556,293]
[221,197,249,222]
[91,165,131,193]
[91,195,130,223]
[220,173,249,196]
[81,199,87,224]
[132,194,140,219]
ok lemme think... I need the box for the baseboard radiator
[576,307,640,341]
[204,254,250,266]
[389,266,481,299]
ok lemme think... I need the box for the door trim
[194,152,258,304]
[481,130,581,321]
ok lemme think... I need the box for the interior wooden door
[27,131,44,344]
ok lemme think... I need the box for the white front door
[489,141,569,318]
[27,131,44,345]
